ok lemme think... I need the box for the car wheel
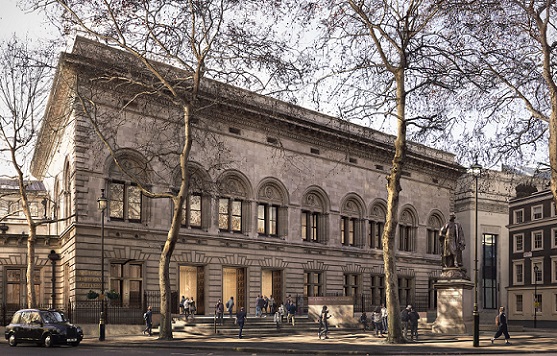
[71,341,80,347]
[8,334,17,347]
[44,334,53,348]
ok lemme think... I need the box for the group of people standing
[359,304,388,337]
[179,296,197,320]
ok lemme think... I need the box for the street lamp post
[47,250,60,308]
[534,264,539,328]
[97,189,108,341]
[470,162,482,347]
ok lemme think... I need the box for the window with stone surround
[532,205,543,220]
[107,153,149,223]
[301,189,328,244]
[532,230,543,251]
[515,294,523,312]
[110,262,143,307]
[552,228,557,249]
[514,234,524,253]
[343,274,360,296]
[304,271,323,297]
[513,260,524,285]
[369,202,386,249]
[216,172,250,234]
[340,196,364,247]
[370,274,385,306]
[398,208,417,252]
[257,180,288,238]
[513,209,524,224]
[427,214,443,254]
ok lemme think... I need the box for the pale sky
[0,0,57,41]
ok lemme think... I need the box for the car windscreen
[42,311,66,323]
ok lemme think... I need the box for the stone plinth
[432,277,473,334]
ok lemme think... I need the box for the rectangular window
[369,221,383,249]
[398,277,413,307]
[218,198,242,232]
[341,217,356,246]
[108,181,142,222]
[258,204,278,236]
[304,271,323,297]
[110,262,143,307]
[514,262,524,284]
[302,211,319,242]
[532,205,543,220]
[182,193,202,228]
[427,228,441,254]
[516,294,523,312]
[552,258,557,283]
[398,225,414,252]
[514,234,524,253]
[371,274,385,306]
[514,209,524,224]
[552,228,557,249]
[5,268,42,308]
[343,274,359,296]
[483,234,497,309]
[532,231,543,251]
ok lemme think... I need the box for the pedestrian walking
[236,306,247,339]
[180,295,186,316]
[287,302,297,326]
[255,295,263,317]
[215,299,224,325]
[373,307,384,337]
[408,306,420,340]
[381,304,388,333]
[318,305,333,339]
[226,296,235,318]
[142,306,153,336]
[491,306,511,345]
[400,305,411,339]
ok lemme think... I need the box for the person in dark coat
[491,306,511,345]
[236,307,248,339]
[318,305,333,339]
[408,307,420,340]
[143,306,153,336]
[215,299,224,325]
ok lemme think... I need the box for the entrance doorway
[262,269,283,310]
[222,267,246,312]
[179,265,205,314]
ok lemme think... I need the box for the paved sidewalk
[82,328,557,355]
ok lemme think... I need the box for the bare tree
[0,36,55,308]
[452,0,556,201]
[294,0,468,343]
[36,0,300,339]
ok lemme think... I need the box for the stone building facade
[5,37,465,317]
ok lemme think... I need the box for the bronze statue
[439,213,465,268]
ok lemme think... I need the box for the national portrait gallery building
[1,37,464,320]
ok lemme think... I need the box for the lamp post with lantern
[97,189,108,341]
[470,162,482,347]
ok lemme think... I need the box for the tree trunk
[158,103,192,340]
[26,226,37,308]
[383,70,407,344]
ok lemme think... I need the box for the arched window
[180,164,211,230]
[340,195,365,247]
[217,171,251,234]
[256,179,288,238]
[427,213,443,254]
[107,152,150,223]
[301,189,329,244]
[398,208,417,252]
[369,202,387,249]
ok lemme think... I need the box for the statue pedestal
[432,273,473,334]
